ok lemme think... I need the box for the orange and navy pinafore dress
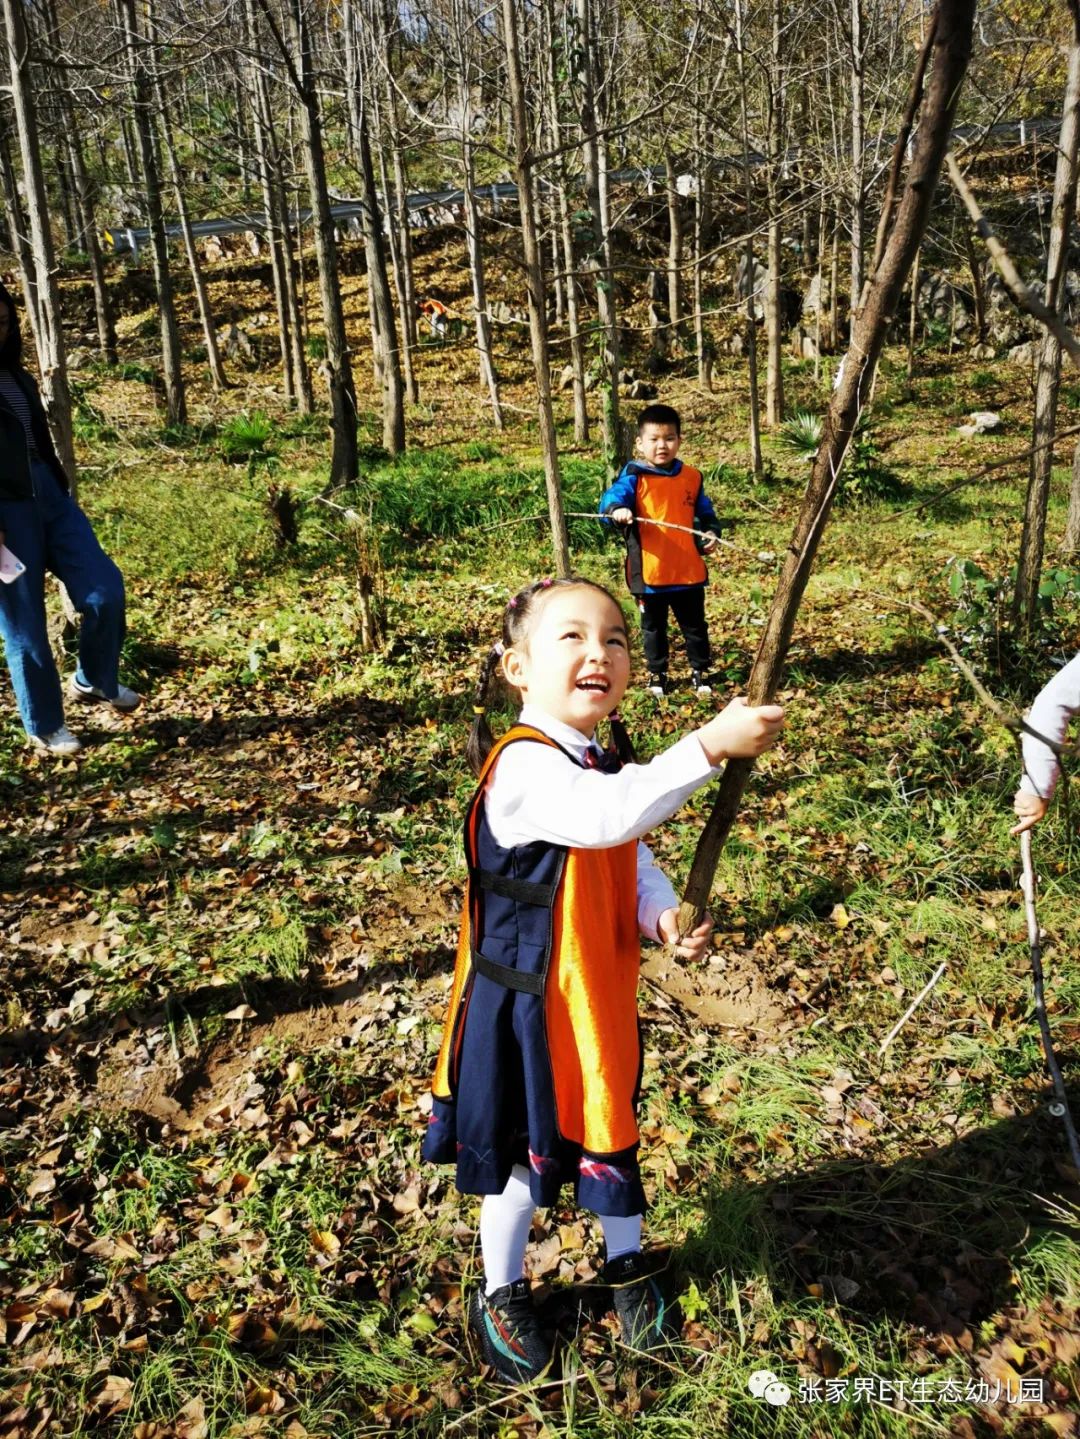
[422,726,646,1216]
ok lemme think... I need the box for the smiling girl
[422,576,783,1383]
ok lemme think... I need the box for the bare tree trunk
[694,116,712,392]
[376,129,418,406]
[462,124,503,427]
[387,108,419,398]
[0,105,41,346]
[244,0,311,411]
[357,114,404,454]
[679,0,976,932]
[153,48,228,393]
[542,0,584,437]
[1,0,76,476]
[66,129,117,364]
[1064,438,1080,552]
[575,0,619,467]
[735,0,763,475]
[249,53,294,402]
[502,0,570,576]
[37,0,115,365]
[961,220,986,342]
[907,244,920,383]
[54,145,78,251]
[765,0,784,427]
[115,0,186,426]
[344,0,404,456]
[814,181,825,383]
[665,152,683,336]
[829,201,841,350]
[849,0,865,321]
[263,0,358,485]
[119,114,139,190]
[1014,9,1080,632]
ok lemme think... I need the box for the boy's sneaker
[69,677,141,713]
[29,725,83,756]
[468,1279,553,1385]
[690,671,713,696]
[603,1251,668,1352]
[646,672,668,697]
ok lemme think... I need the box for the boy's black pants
[639,587,711,675]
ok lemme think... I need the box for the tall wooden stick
[678,0,978,933]
[1019,832,1080,1176]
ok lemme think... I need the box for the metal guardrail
[102,118,1060,258]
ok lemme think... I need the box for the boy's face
[637,422,680,468]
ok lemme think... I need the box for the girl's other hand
[697,696,785,766]
[657,908,713,961]
[1011,791,1049,834]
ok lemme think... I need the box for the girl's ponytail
[608,710,637,766]
[466,642,504,777]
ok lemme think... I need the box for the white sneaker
[69,677,141,712]
[30,724,83,756]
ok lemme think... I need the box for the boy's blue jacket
[598,459,725,594]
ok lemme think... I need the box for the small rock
[1008,340,1037,367]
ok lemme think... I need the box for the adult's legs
[35,463,127,698]
[0,497,65,737]
[669,586,710,673]
[639,594,671,676]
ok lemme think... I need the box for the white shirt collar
[517,703,600,758]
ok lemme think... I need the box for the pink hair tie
[539,578,553,588]
[508,597,518,610]
[493,641,504,657]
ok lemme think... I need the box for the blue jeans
[0,459,126,738]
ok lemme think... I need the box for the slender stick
[878,961,947,1055]
[1019,831,1080,1175]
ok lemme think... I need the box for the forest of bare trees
[1,0,1078,611]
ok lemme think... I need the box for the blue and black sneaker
[603,1251,669,1352]
[469,1279,553,1385]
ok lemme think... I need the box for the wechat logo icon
[748,1369,792,1406]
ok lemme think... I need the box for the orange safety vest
[635,463,707,589]
[431,726,642,1157]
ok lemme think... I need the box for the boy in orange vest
[600,404,724,696]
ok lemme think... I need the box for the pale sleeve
[485,734,719,849]
[1019,653,1080,799]
[636,840,678,941]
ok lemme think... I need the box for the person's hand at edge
[697,696,785,766]
[657,908,713,960]
[1011,791,1048,835]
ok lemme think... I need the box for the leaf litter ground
[0,250,1079,1437]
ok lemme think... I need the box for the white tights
[480,1164,643,1294]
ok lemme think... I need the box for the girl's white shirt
[483,702,719,941]
[1020,651,1080,799]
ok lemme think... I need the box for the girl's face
[502,586,630,737]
